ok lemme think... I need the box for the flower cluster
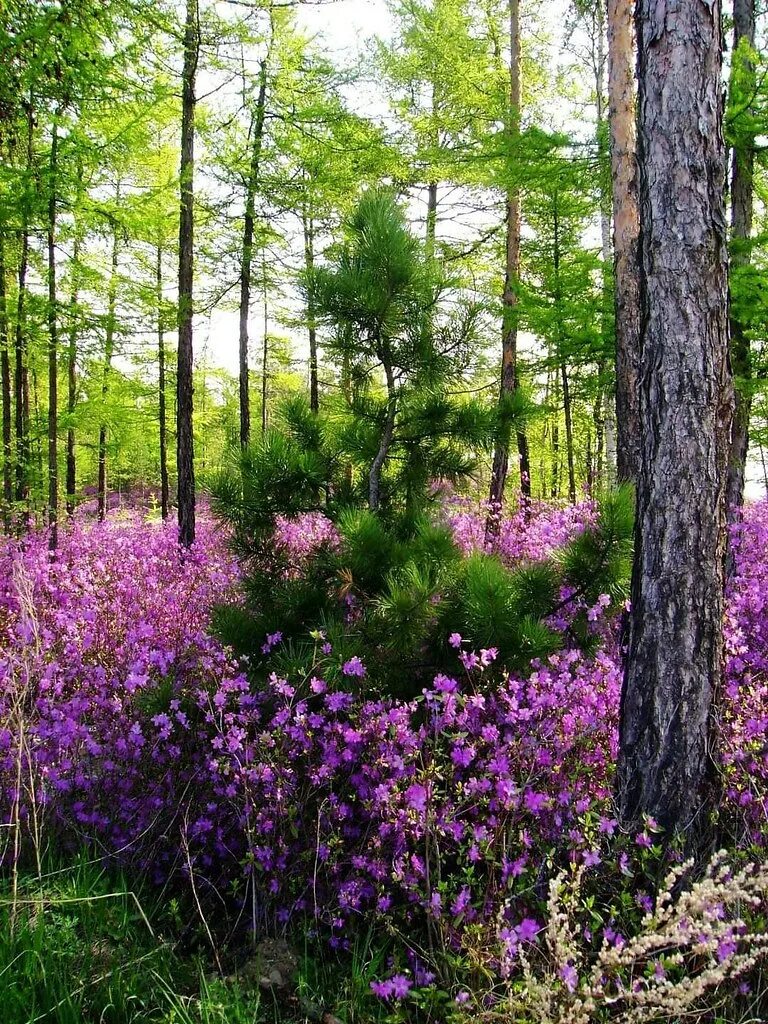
[2,499,768,1005]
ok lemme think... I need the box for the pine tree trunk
[595,14,612,490]
[157,244,169,520]
[725,0,755,521]
[607,0,641,484]
[0,236,12,527]
[47,114,59,549]
[97,228,119,523]
[238,55,268,447]
[617,0,733,833]
[487,0,528,540]
[177,0,198,548]
[303,208,319,413]
[369,358,396,512]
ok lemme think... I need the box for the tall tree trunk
[177,0,198,548]
[369,357,396,512]
[725,0,755,520]
[238,54,269,448]
[15,101,33,515]
[425,181,438,255]
[47,114,59,549]
[0,236,12,527]
[560,359,576,504]
[66,232,81,516]
[487,0,529,541]
[157,244,169,520]
[595,8,612,489]
[261,257,268,433]
[97,227,119,523]
[607,0,641,483]
[552,201,576,505]
[617,0,733,834]
[303,208,319,413]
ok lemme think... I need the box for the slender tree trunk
[725,0,755,520]
[177,0,198,548]
[425,181,438,255]
[487,0,529,540]
[238,54,269,447]
[607,0,641,483]
[157,244,169,519]
[261,258,268,433]
[15,101,33,515]
[47,114,59,549]
[0,236,12,526]
[66,232,81,516]
[369,358,396,512]
[560,358,576,504]
[552,202,576,504]
[303,208,319,414]
[97,228,119,523]
[617,0,733,834]
[595,13,612,490]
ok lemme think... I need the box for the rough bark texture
[617,0,734,833]
[487,0,529,541]
[47,115,59,549]
[725,0,755,521]
[157,245,169,520]
[607,0,641,484]
[238,56,268,447]
[177,0,198,548]
[0,237,12,523]
[97,229,119,523]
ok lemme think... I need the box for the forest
[1,0,768,1021]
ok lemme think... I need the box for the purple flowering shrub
[2,500,768,1006]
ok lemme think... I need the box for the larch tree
[177,0,199,548]
[606,0,640,484]
[617,0,734,832]
[725,0,756,519]
[486,0,529,539]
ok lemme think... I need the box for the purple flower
[448,632,463,648]
[342,657,366,678]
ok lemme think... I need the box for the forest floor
[3,502,768,1023]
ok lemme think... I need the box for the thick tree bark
[725,0,755,519]
[66,232,81,516]
[177,0,198,548]
[0,236,12,526]
[607,0,641,484]
[97,228,119,523]
[487,0,529,541]
[303,208,319,413]
[238,55,268,447]
[157,244,169,520]
[617,0,733,833]
[47,114,59,549]
[369,358,396,511]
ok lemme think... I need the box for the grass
[0,853,263,1024]
[0,852,395,1024]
